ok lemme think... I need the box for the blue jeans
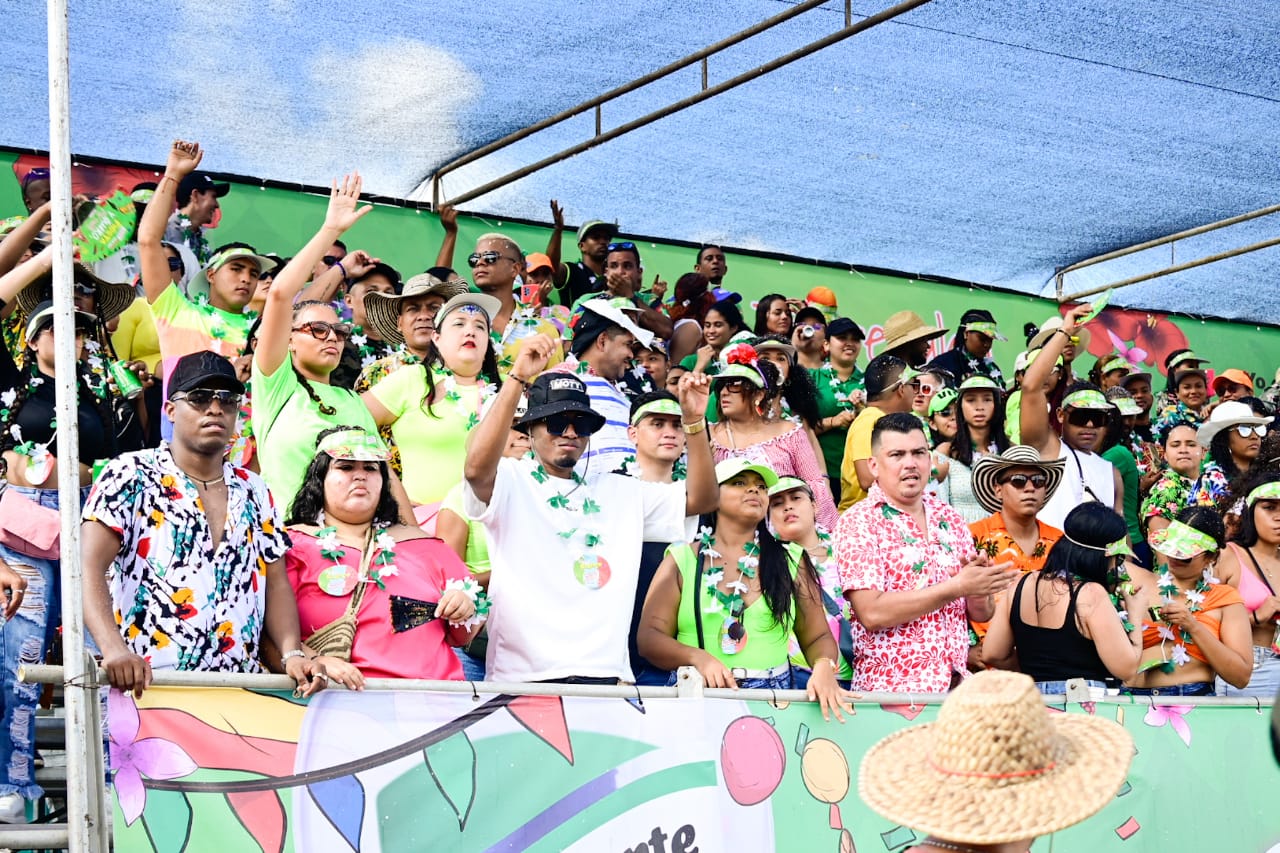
[0,484,89,800]
[1123,681,1215,697]
[1216,647,1280,698]
[1036,679,1107,695]
[452,646,486,682]
[667,666,794,690]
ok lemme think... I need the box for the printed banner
[109,686,1277,852]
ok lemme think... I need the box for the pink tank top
[1227,542,1273,613]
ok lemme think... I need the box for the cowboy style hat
[1195,400,1273,447]
[880,310,947,352]
[1027,315,1091,354]
[17,263,135,324]
[859,670,1132,845]
[363,272,470,344]
[971,445,1065,516]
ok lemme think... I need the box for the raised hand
[439,204,458,233]
[550,199,565,229]
[342,249,379,278]
[678,371,711,420]
[650,274,668,302]
[165,140,203,178]
[511,333,556,382]
[324,173,373,234]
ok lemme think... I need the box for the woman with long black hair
[938,375,1011,522]
[638,459,851,720]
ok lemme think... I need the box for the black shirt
[0,350,114,465]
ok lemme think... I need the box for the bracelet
[443,577,491,631]
[814,656,838,673]
[335,261,349,283]
[682,419,707,435]
[280,649,306,667]
[509,374,533,390]
[1054,328,1074,339]
[160,175,179,188]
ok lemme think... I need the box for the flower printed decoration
[108,688,197,825]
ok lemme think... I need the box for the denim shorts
[1216,646,1280,699]
[1036,679,1110,696]
[1123,681,1215,697]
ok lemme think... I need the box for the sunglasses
[1235,424,1268,439]
[467,251,520,268]
[258,269,275,280]
[166,256,184,273]
[172,389,242,410]
[543,413,600,437]
[321,255,343,267]
[606,241,636,252]
[916,382,939,396]
[292,320,353,342]
[999,473,1049,489]
[717,378,753,395]
[73,282,96,296]
[1065,408,1107,428]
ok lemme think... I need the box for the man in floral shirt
[836,412,1014,692]
[81,352,325,698]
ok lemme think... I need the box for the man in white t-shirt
[464,335,718,683]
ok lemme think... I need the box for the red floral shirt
[835,483,977,692]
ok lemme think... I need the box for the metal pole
[1056,201,1280,276]
[47,0,107,849]
[432,0,834,182]
[443,0,932,208]
[1058,233,1280,303]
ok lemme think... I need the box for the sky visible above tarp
[3,0,1278,322]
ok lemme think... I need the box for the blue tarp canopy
[3,0,1278,321]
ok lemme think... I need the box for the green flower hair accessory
[1150,520,1218,560]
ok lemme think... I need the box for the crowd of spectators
[0,141,1275,823]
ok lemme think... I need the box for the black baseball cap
[827,317,865,340]
[167,351,244,397]
[794,306,827,327]
[514,373,606,434]
[177,172,230,205]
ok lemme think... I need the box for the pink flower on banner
[1143,703,1193,747]
[1105,329,1148,367]
[108,688,197,825]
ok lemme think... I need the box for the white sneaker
[0,792,27,824]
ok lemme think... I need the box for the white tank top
[1038,443,1116,529]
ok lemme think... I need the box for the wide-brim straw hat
[17,264,135,324]
[1027,315,1091,354]
[859,670,1133,845]
[970,445,1065,516]
[880,310,947,352]
[364,273,470,344]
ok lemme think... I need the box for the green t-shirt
[670,542,796,671]
[1102,444,1142,545]
[811,363,864,481]
[441,482,489,575]
[251,356,378,514]
[370,365,485,505]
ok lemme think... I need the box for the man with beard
[469,232,564,375]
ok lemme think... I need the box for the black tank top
[1010,573,1111,683]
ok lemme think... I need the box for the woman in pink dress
[284,426,485,685]
[708,344,838,529]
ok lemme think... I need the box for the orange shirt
[969,513,1063,638]
[1141,583,1244,664]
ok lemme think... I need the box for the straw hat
[859,670,1132,845]
[1027,315,1091,354]
[970,445,1065,515]
[363,273,470,344]
[16,264,135,324]
[880,310,947,352]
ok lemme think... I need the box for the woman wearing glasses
[639,459,852,720]
[707,344,839,529]
[252,174,381,512]
[1189,399,1273,508]
[1020,304,1124,530]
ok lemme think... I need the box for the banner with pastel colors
[108,686,1275,852]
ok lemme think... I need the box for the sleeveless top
[1226,542,1273,614]
[1039,444,1115,529]
[1009,573,1111,683]
[670,542,797,670]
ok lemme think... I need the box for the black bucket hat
[514,373,606,434]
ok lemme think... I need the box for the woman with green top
[638,459,851,721]
[252,174,381,512]
[1100,385,1147,564]
[362,291,502,526]
[938,375,1011,523]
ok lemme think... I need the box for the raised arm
[435,204,458,269]
[1021,304,1090,453]
[465,334,554,505]
[0,245,53,307]
[139,140,203,304]
[678,372,718,516]
[547,200,568,287]
[0,202,51,279]
[255,174,371,376]
[298,249,377,304]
